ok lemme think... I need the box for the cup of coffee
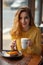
[21,38,28,49]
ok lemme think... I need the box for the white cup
[21,38,28,49]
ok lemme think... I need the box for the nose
[22,18,25,23]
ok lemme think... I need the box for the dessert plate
[0,50,22,58]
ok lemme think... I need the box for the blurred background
[2,0,43,50]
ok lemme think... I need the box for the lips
[22,24,27,28]
[22,23,27,25]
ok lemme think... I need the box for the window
[3,0,28,50]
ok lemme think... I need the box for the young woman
[10,6,41,55]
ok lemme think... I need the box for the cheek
[20,19,25,24]
[26,19,30,24]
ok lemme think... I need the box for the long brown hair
[10,6,35,38]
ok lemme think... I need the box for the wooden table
[0,53,42,65]
[41,44,43,56]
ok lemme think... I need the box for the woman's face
[19,12,30,29]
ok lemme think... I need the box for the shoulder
[31,26,41,34]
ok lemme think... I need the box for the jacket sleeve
[32,28,41,55]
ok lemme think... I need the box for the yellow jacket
[10,26,41,55]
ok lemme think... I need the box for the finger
[10,45,14,48]
[12,41,16,45]
[12,40,16,43]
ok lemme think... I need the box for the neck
[22,26,30,32]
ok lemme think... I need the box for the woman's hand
[10,40,16,50]
[27,39,32,47]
